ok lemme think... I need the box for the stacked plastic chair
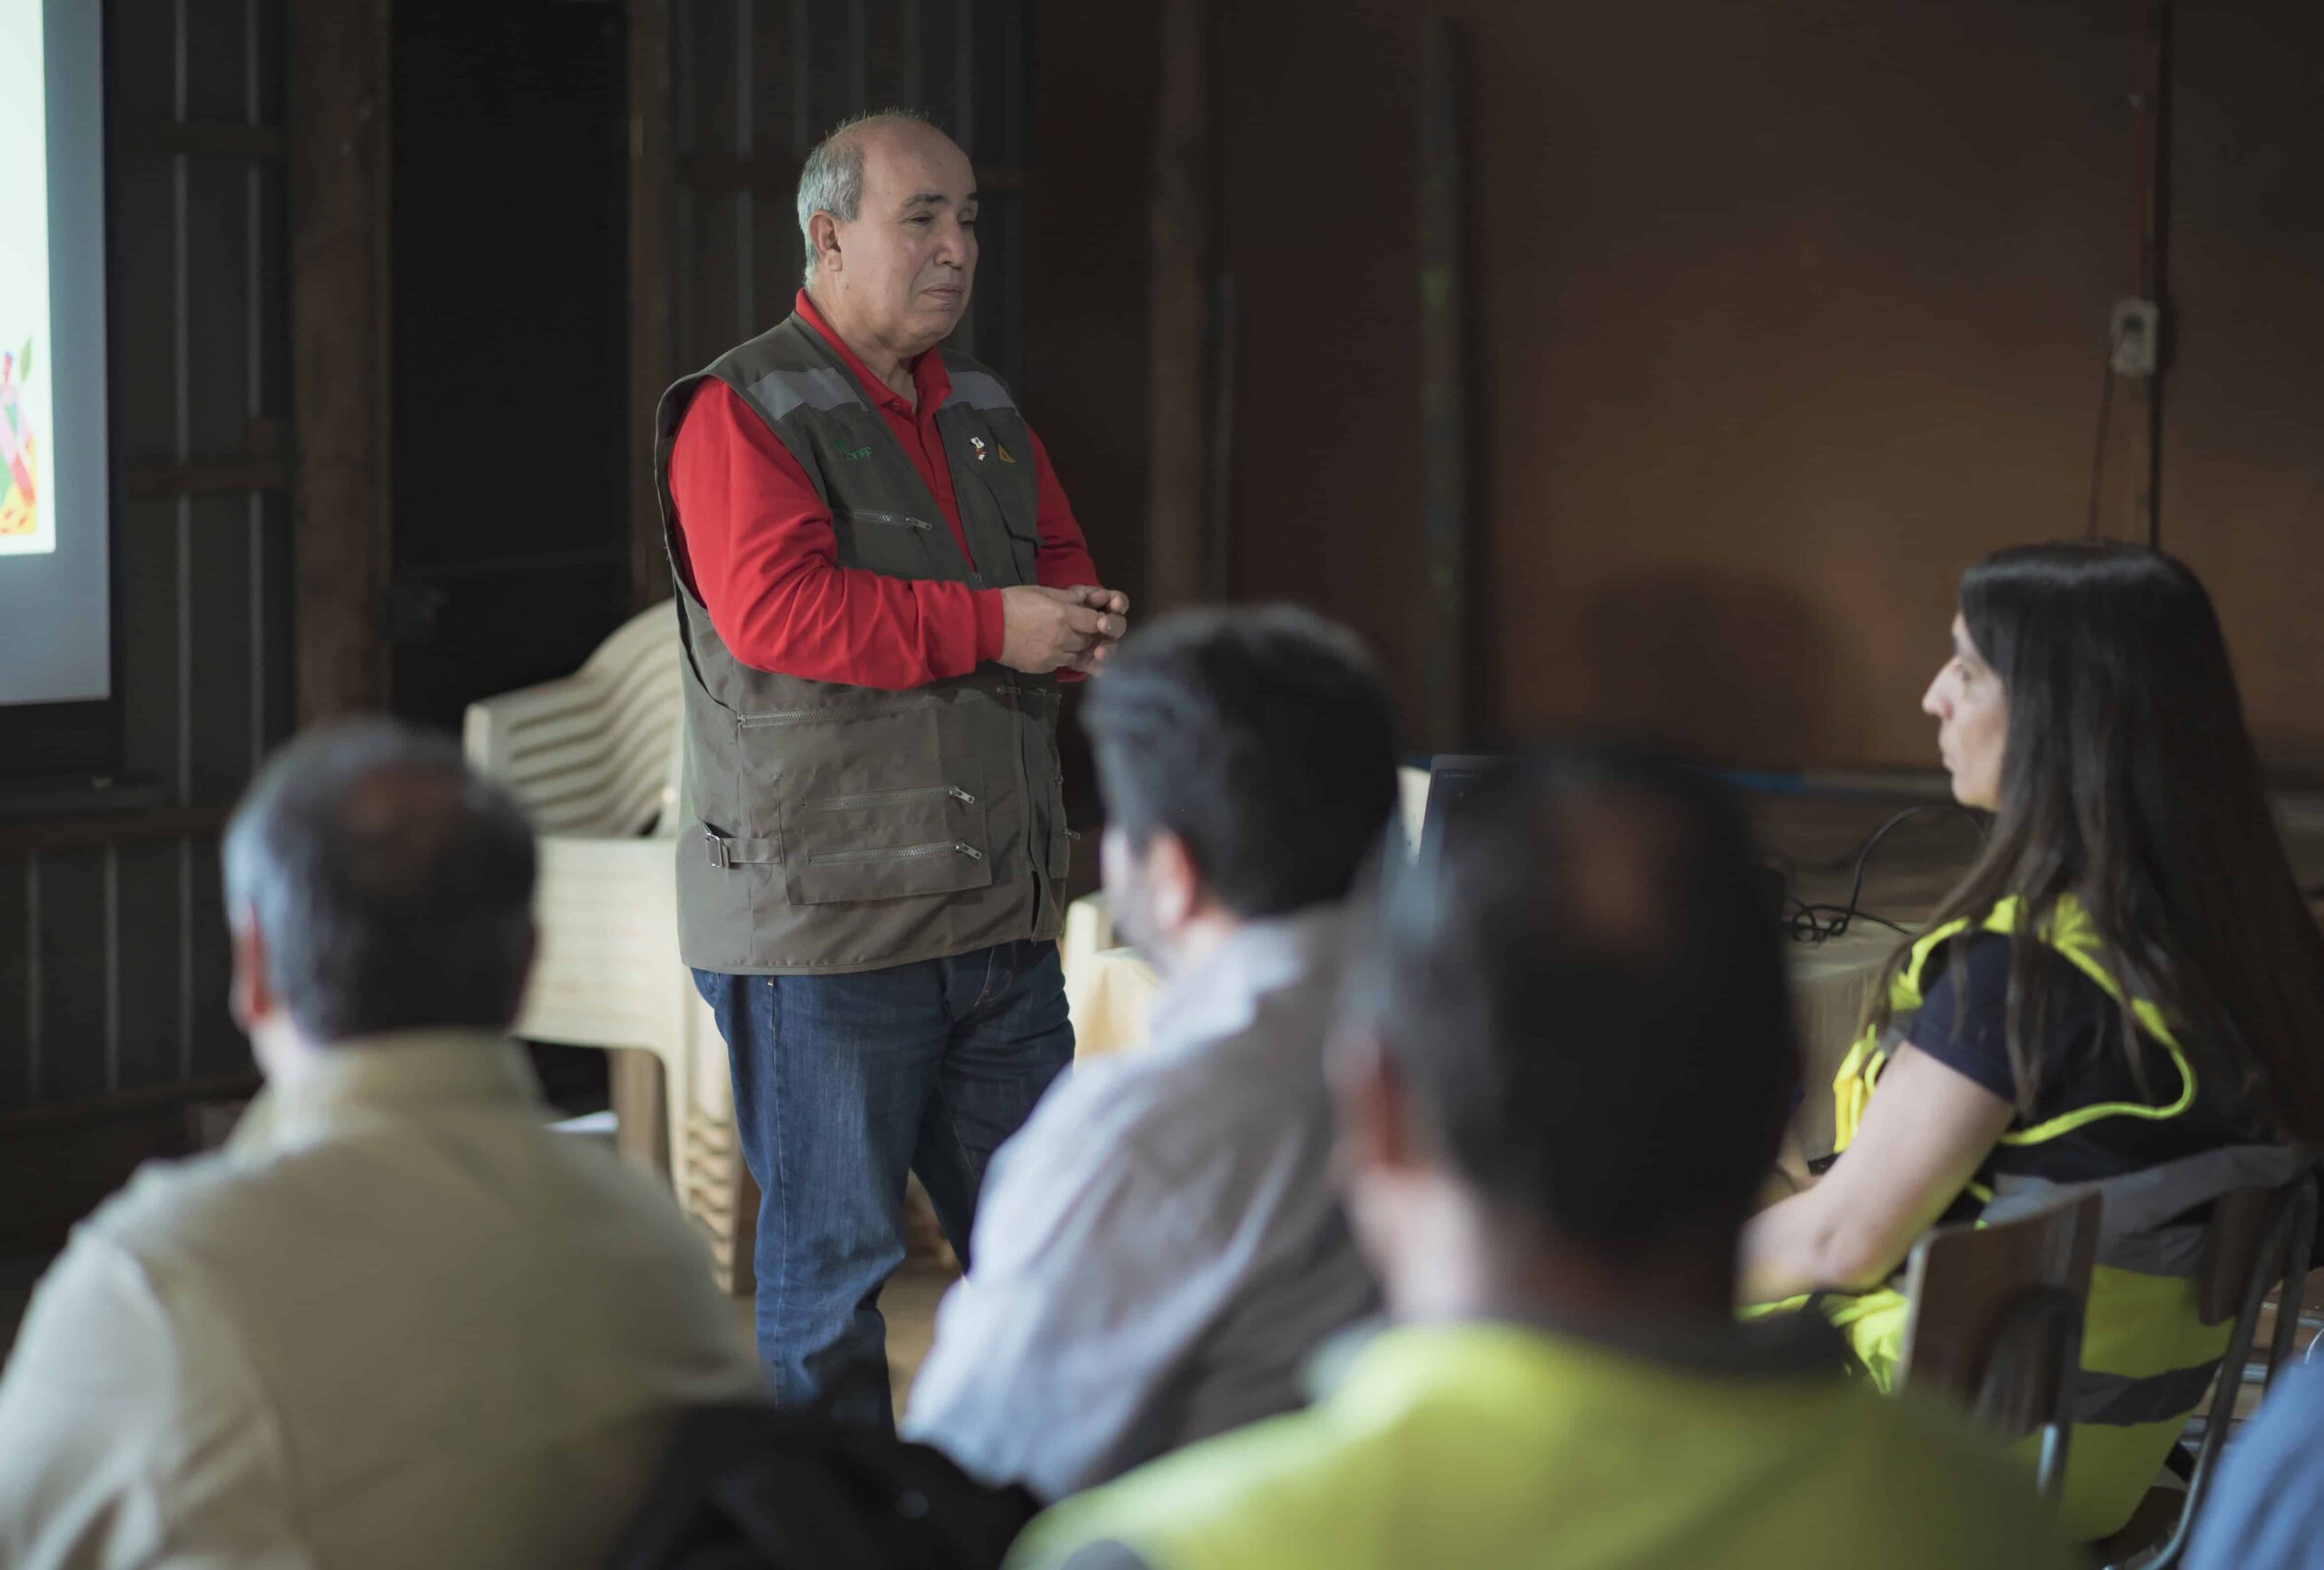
[464,600,753,1295]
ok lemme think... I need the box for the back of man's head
[1080,606,1398,919]
[1347,739,1798,1252]
[222,718,537,1043]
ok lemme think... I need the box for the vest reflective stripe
[1831,895,2193,1157]
[941,370,1017,411]
[1822,895,2305,1539]
[742,364,863,420]
[1982,1145,2312,1274]
[2073,1360,2221,1426]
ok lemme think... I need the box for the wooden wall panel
[0,0,285,1123]
[286,0,389,724]
[185,836,243,1081]
[33,851,110,1106]
[1193,0,2324,770]
[185,496,261,805]
[0,858,27,1112]
[2154,2,2324,769]
[182,156,258,459]
[109,151,178,469]
[112,841,187,1092]
[1021,0,1157,617]
[180,0,253,120]
[117,499,187,792]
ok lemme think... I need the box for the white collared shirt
[0,1030,760,1569]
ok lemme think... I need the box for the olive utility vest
[653,314,1070,973]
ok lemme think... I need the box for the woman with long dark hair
[1742,542,2324,1540]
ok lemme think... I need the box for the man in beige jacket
[0,719,761,1568]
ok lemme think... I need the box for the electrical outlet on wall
[2111,299,2161,378]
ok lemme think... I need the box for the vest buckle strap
[702,829,783,871]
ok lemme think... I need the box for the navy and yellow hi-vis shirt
[1910,932,2260,1210]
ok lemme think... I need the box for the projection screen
[0,0,109,706]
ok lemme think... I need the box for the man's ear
[1330,1029,1423,1180]
[227,911,272,1037]
[810,211,843,276]
[1142,827,1203,931]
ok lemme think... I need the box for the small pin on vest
[997,442,1018,464]
[970,436,989,461]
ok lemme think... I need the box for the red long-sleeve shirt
[667,289,1099,691]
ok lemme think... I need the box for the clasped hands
[1000,584,1130,676]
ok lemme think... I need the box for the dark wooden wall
[1019,0,1156,618]
[1028,0,2324,774]
[0,0,289,1243]
[0,0,290,1125]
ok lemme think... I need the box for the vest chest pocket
[1000,510,1040,586]
[780,782,994,905]
[834,509,939,577]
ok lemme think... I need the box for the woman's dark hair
[1870,542,2324,1144]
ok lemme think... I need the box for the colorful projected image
[0,0,54,557]
[0,338,40,543]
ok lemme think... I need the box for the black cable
[1783,804,1987,945]
[1792,903,1918,940]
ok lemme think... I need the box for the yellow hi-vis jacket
[1825,894,2309,1540]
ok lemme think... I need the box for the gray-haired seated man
[902,606,1394,1500]
[0,720,760,1570]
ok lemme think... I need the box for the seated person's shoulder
[1033,968,1341,1183]
[1004,1050,1218,1190]
[1008,1406,1365,1570]
[73,1143,281,1263]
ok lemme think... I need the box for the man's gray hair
[222,717,537,1043]
[796,107,934,284]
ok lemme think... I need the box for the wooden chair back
[1898,1189,2102,1497]
[2102,1175,2319,1568]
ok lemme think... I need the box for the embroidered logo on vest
[840,444,872,461]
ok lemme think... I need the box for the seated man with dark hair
[903,606,1396,1500]
[0,720,760,1570]
[1009,742,2078,1570]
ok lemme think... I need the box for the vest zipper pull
[953,842,986,862]
[949,785,978,805]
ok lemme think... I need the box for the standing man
[654,108,1128,1429]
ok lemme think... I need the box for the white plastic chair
[464,600,753,1294]
[1397,765,1431,854]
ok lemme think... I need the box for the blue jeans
[694,940,1074,1431]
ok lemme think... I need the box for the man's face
[825,123,978,351]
